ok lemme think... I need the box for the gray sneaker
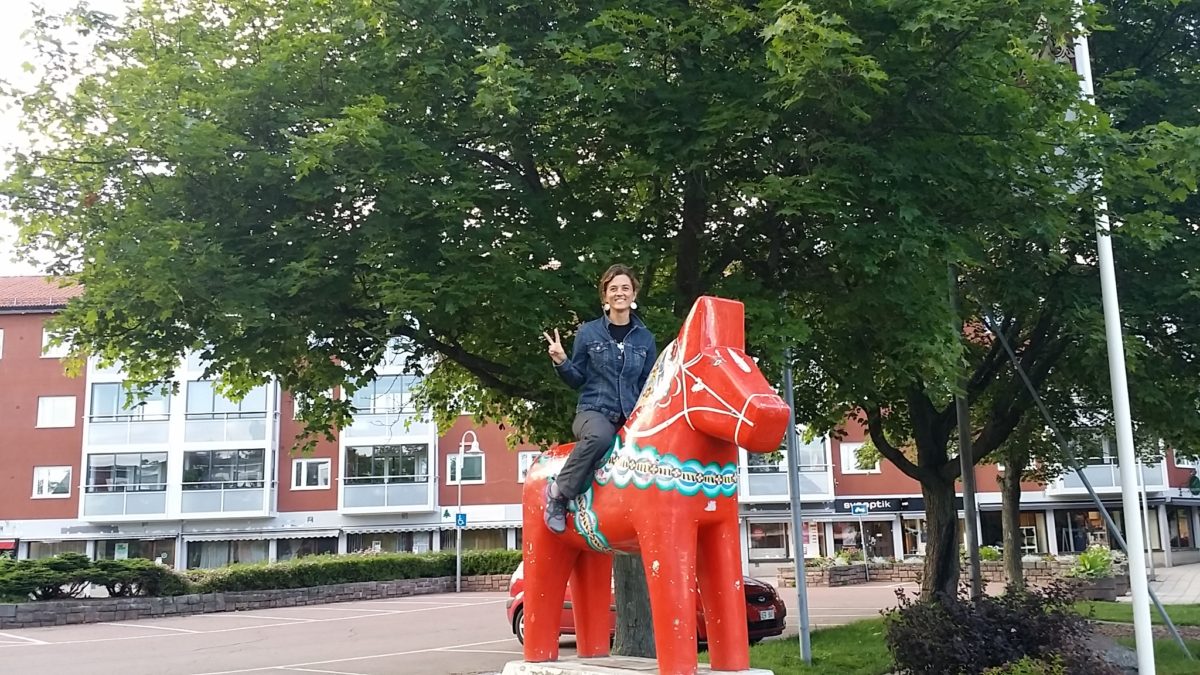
[544,483,568,534]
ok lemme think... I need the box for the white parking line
[279,662,364,667]
[441,648,524,655]
[192,614,316,622]
[99,623,200,634]
[191,638,519,675]
[0,631,48,645]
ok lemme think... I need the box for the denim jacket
[555,313,657,424]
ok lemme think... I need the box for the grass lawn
[1114,637,1200,675]
[700,618,893,675]
[1078,601,1200,626]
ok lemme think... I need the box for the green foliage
[187,550,519,594]
[979,545,1003,562]
[982,656,1066,675]
[1066,545,1115,580]
[0,553,92,600]
[86,558,191,597]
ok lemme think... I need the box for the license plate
[759,608,775,621]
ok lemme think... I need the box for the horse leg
[636,521,699,675]
[570,550,614,658]
[523,526,580,662]
[697,519,751,671]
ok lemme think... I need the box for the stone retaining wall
[0,574,512,630]
[778,561,1129,589]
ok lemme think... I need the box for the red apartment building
[3,275,1199,575]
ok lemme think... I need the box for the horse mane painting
[518,296,791,675]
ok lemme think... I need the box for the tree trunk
[612,553,656,658]
[1001,454,1026,591]
[921,476,961,600]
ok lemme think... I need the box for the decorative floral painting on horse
[519,296,791,675]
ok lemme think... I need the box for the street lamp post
[456,429,480,593]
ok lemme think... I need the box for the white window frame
[839,441,880,475]
[292,458,332,490]
[32,466,72,499]
[41,328,70,358]
[0,328,5,359]
[517,451,540,483]
[1175,453,1200,470]
[36,395,77,428]
[446,453,485,485]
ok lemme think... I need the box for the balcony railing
[343,412,433,439]
[180,481,268,513]
[342,475,432,509]
[87,416,170,445]
[184,412,267,442]
[741,465,833,501]
[1049,461,1167,493]
[82,483,168,518]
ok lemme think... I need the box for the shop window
[187,540,268,568]
[748,522,790,561]
[1168,507,1194,549]
[277,537,337,561]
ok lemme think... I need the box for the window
[86,453,168,492]
[185,381,267,419]
[292,458,331,490]
[350,375,420,415]
[0,328,4,358]
[99,539,175,565]
[517,451,540,483]
[748,522,790,561]
[187,540,268,569]
[1174,452,1199,469]
[344,444,429,484]
[90,383,170,422]
[32,466,72,498]
[36,395,77,428]
[277,537,337,561]
[182,449,265,489]
[447,453,485,485]
[839,441,879,474]
[1168,507,1194,550]
[27,540,87,559]
[41,328,70,358]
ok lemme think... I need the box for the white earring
[631,301,638,310]
[603,303,611,312]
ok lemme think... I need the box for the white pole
[456,438,465,593]
[1138,459,1156,581]
[1072,15,1155,673]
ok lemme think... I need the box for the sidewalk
[1147,563,1200,604]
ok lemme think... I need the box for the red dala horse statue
[518,296,791,675]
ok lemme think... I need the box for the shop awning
[183,529,340,542]
[344,524,441,534]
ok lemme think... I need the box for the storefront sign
[114,542,129,560]
[836,499,899,513]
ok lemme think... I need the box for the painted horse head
[625,295,789,454]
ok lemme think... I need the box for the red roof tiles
[0,276,83,311]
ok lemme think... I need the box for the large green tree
[4,0,1197,624]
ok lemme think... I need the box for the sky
[0,0,127,276]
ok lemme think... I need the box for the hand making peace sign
[543,328,566,366]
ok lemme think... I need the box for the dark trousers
[556,410,619,500]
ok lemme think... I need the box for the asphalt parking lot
[0,582,916,674]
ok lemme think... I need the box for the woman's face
[604,274,637,311]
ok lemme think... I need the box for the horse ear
[678,296,746,353]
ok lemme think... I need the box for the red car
[505,562,787,646]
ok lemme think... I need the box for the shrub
[0,553,92,600]
[87,559,192,597]
[1066,545,1114,580]
[983,656,1066,675]
[883,580,1119,675]
[979,546,1003,562]
[188,549,518,594]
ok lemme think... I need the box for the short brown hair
[599,264,640,303]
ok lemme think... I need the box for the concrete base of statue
[501,657,774,675]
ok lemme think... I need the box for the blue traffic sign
[456,513,467,528]
[850,504,869,516]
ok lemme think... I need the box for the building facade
[3,275,1199,575]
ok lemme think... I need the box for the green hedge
[187,549,522,594]
[0,554,191,601]
[1,549,522,601]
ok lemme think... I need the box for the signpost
[782,350,812,665]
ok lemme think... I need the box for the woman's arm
[555,331,588,390]
[636,338,657,394]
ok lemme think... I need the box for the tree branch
[866,404,924,481]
